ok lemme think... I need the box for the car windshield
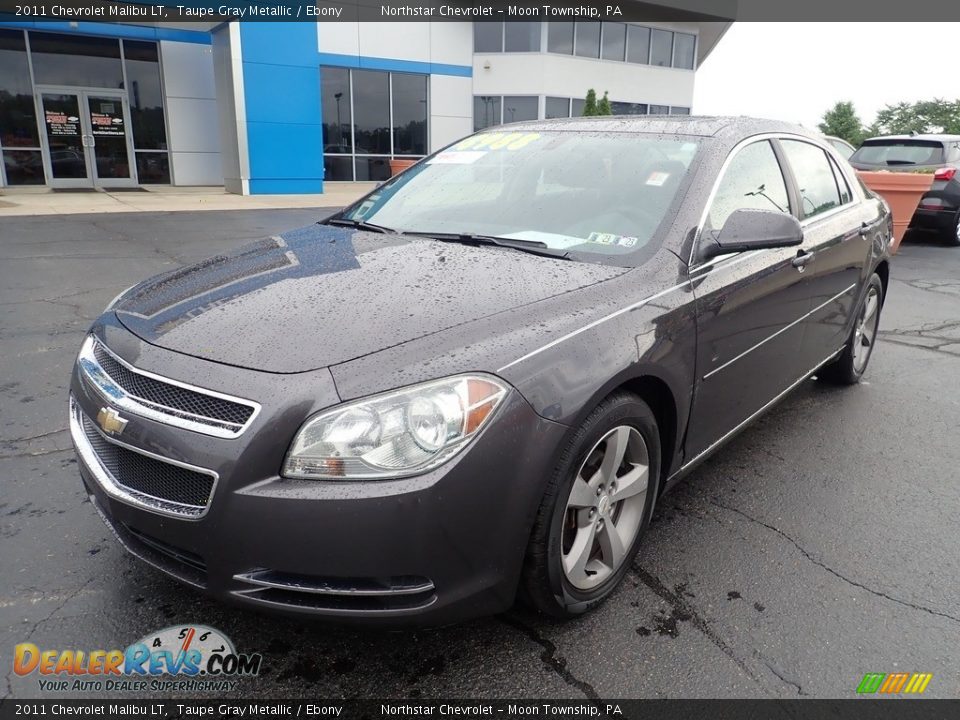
[851,140,945,166]
[340,130,700,264]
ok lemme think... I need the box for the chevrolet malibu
[70,117,892,624]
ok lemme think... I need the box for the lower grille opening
[81,414,215,511]
[233,570,436,613]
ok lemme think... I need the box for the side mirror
[700,209,803,261]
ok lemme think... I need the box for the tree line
[819,99,960,147]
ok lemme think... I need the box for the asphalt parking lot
[2,209,959,700]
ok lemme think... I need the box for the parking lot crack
[630,566,769,692]
[759,658,805,696]
[0,447,71,460]
[3,578,93,698]
[500,615,600,700]
[708,499,960,626]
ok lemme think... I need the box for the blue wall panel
[240,23,324,194]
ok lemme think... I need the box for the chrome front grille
[77,336,259,438]
[70,396,218,519]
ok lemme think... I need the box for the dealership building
[0,11,731,194]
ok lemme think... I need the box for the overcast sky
[694,23,956,130]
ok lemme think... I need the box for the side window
[828,155,852,204]
[780,140,843,219]
[705,140,790,235]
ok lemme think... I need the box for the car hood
[114,223,627,373]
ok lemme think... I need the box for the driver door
[684,139,813,461]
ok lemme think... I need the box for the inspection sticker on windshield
[428,151,486,165]
[587,232,638,248]
[646,171,670,187]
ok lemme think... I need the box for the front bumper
[71,322,568,626]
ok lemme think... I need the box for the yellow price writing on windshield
[456,132,541,152]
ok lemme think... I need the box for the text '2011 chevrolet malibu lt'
[70,117,892,625]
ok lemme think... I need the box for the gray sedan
[69,117,891,624]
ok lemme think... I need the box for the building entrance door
[37,87,137,189]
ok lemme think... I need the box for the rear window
[851,140,945,167]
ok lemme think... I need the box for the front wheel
[820,273,883,385]
[520,393,660,618]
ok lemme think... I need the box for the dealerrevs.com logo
[13,625,262,693]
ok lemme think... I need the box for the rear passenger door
[777,139,874,369]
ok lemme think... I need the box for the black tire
[947,211,960,247]
[519,392,661,618]
[820,273,884,385]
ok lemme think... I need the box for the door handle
[858,222,870,237]
[791,250,814,269]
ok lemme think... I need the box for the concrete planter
[857,171,934,253]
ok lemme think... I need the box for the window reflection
[707,141,790,232]
[3,150,45,185]
[502,97,538,124]
[321,67,429,180]
[574,23,601,58]
[547,23,574,54]
[0,30,40,149]
[473,22,503,52]
[31,32,123,88]
[473,96,537,129]
[545,97,571,119]
[123,41,167,151]
[392,73,427,155]
[673,33,696,70]
[135,151,170,184]
[321,67,351,153]
[601,23,626,61]
[474,96,501,131]
[352,70,389,155]
[626,25,650,64]
[650,29,673,67]
[505,22,541,52]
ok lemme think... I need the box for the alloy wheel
[561,425,649,590]
[852,285,880,373]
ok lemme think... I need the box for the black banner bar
[2,699,959,720]
[0,0,959,22]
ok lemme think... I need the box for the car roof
[496,115,820,141]
[862,134,960,144]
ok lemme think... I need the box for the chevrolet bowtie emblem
[96,407,128,436]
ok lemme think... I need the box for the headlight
[282,375,508,480]
[104,284,136,312]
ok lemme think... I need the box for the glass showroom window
[321,67,428,182]
[611,101,649,116]
[123,40,170,184]
[672,33,696,70]
[473,96,537,131]
[649,29,673,67]
[545,23,696,70]
[600,23,627,61]
[626,25,650,64]
[545,97,571,119]
[0,31,171,185]
[474,22,542,52]
[0,30,43,185]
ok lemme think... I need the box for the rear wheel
[820,273,883,385]
[520,393,660,618]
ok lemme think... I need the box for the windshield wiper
[323,217,398,234]
[406,232,571,260]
